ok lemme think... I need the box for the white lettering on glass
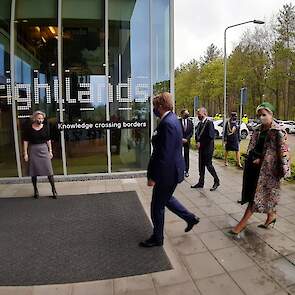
[0,73,149,113]
[34,77,51,104]
[15,84,31,110]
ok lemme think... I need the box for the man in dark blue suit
[179,109,194,177]
[191,107,220,191]
[140,92,199,248]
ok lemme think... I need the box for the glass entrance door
[62,0,108,174]
[108,0,151,172]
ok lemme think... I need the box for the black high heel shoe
[257,218,276,229]
[51,188,58,199]
[33,189,39,199]
[227,226,247,237]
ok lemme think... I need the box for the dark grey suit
[195,119,219,186]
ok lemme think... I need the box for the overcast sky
[174,0,292,67]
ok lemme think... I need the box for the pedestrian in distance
[224,112,242,168]
[191,107,220,191]
[242,114,249,124]
[179,109,194,177]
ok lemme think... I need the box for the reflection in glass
[62,0,107,174]
[0,0,172,178]
[152,0,170,94]
[109,0,151,172]
[0,0,18,177]
[14,0,63,175]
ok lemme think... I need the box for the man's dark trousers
[183,143,190,173]
[151,183,195,242]
[198,148,219,186]
[179,118,193,174]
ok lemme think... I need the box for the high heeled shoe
[33,189,39,199]
[257,218,276,229]
[50,188,58,199]
[227,227,246,238]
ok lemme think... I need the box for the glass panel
[152,0,170,94]
[0,0,18,177]
[62,0,107,174]
[109,0,151,172]
[16,0,57,19]
[14,0,63,175]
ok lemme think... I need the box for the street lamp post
[223,19,265,141]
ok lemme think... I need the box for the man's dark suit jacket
[147,112,185,186]
[195,118,215,153]
[179,118,194,143]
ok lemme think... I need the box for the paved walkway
[0,151,295,295]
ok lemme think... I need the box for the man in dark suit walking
[140,93,199,248]
[191,107,220,191]
[179,109,194,177]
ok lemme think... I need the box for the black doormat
[0,191,172,286]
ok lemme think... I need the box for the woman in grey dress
[23,111,58,199]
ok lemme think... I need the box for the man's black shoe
[185,172,189,178]
[139,238,163,248]
[210,182,220,191]
[191,183,204,189]
[185,217,200,232]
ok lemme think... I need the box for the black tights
[31,175,56,192]
[32,176,38,192]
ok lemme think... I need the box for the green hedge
[290,163,295,181]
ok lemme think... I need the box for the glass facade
[0,0,18,177]
[0,0,173,178]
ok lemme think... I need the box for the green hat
[256,102,275,114]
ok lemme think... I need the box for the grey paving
[0,150,295,294]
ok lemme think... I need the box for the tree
[175,60,200,114]
[227,29,270,117]
[200,43,221,66]
[276,3,295,47]
[198,58,223,114]
[174,3,295,120]
[275,3,295,118]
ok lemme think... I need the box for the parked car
[247,119,260,131]
[278,120,295,134]
[188,116,213,127]
[213,120,249,139]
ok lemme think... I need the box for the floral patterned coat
[247,121,291,213]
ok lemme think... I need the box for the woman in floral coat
[228,102,291,236]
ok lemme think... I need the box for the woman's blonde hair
[31,110,46,121]
[153,92,174,111]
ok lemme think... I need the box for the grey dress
[24,124,53,176]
